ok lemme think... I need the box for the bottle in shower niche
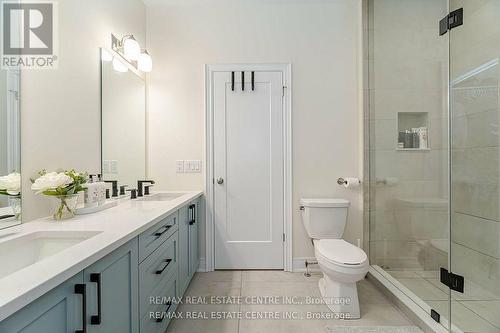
[418,127,428,149]
[411,128,420,149]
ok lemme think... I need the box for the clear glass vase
[50,194,79,220]
[8,196,21,220]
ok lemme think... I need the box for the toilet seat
[316,239,367,267]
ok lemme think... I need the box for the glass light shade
[101,49,113,62]
[138,51,153,72]
[112,57,128,73]
[123,36,140,61]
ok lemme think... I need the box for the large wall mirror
[0,69,21,229]
[101,49,146,188]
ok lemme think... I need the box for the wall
[146,0,363,261]
[21,0,146,221]
[0,72,7,177]
[0,72,7,208]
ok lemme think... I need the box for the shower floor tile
[427,278,500,301]
[396,278,448,301]
[388,270,500,332]
[427,301,500,333]
[461,301,500,330]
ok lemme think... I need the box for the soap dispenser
[96,174,106,205]
[84,175,98,208]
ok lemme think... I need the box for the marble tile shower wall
[450,0,500,298]
[367,0,449,270]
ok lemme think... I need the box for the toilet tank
[300,198,350,239]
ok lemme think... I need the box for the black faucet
[127,189,137,199]
[104,180,119,198]
[119,185,128,196]
[137,180,155,197]
[144,185,154,196]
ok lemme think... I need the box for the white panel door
[214,70,284,269]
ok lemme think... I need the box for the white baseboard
[196,257,318,273]
[292,257,321,273]
[197,257,206,272]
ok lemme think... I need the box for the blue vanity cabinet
[0,273,85,333]
[189,199,200,277]
[177,205,190,296]
[177,200,200,297]
[84,238,139,333]
[139,232,178,333]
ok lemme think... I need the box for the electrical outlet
[176,160,185,173]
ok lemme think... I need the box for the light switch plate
[102,160,110,173]
[110,160,118,174]
[183,160,202,173]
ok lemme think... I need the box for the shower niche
[396,112,429,150]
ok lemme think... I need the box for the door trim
[204,63,292,272]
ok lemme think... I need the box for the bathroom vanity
[0,191,203,333]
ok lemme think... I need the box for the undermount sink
[0,230,101,279]
[139,193,185,202]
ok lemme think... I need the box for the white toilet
[300,198,369,319]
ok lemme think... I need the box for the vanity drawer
[139,231,177,313]
[140,276,177,333]
[139,212,178,262]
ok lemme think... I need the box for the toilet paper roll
[343,177,361,188]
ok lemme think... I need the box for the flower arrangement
[0,172,21,219]
[31,170,88,220]
[0,172,21,197]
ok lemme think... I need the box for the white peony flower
[0,172,21,195]
[31,172,73,194]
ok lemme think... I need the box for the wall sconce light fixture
[138,50,152,72]
[111,34,152,73]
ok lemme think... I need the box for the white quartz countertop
[0,191,203,321]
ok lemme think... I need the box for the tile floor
[166,270,417,333]
[388,270,500,333]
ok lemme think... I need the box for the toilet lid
[317,239,367,265]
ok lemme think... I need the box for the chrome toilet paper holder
[337,177,361,186]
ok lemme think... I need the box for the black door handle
[156,301,173,323]
[155,259,173,275]
[90,273,102,325]
[74,284,87,333]
[154,225,172,237]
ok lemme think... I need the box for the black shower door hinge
[431,309,441,323]
[440,267,464,293]
[439,8,463,36]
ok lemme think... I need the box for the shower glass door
[366,0,452,329]
[449,1,500,332]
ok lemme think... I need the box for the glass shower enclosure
[365,1,500,332]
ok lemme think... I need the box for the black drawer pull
[189,204,196,225]
[74,284,87,333]
[155,259,173,275]
[90,273,102,325]
[156,301,172,323]
[154,225,172,237]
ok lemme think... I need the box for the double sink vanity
[0,39,204,332]
[0,191,203,332]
